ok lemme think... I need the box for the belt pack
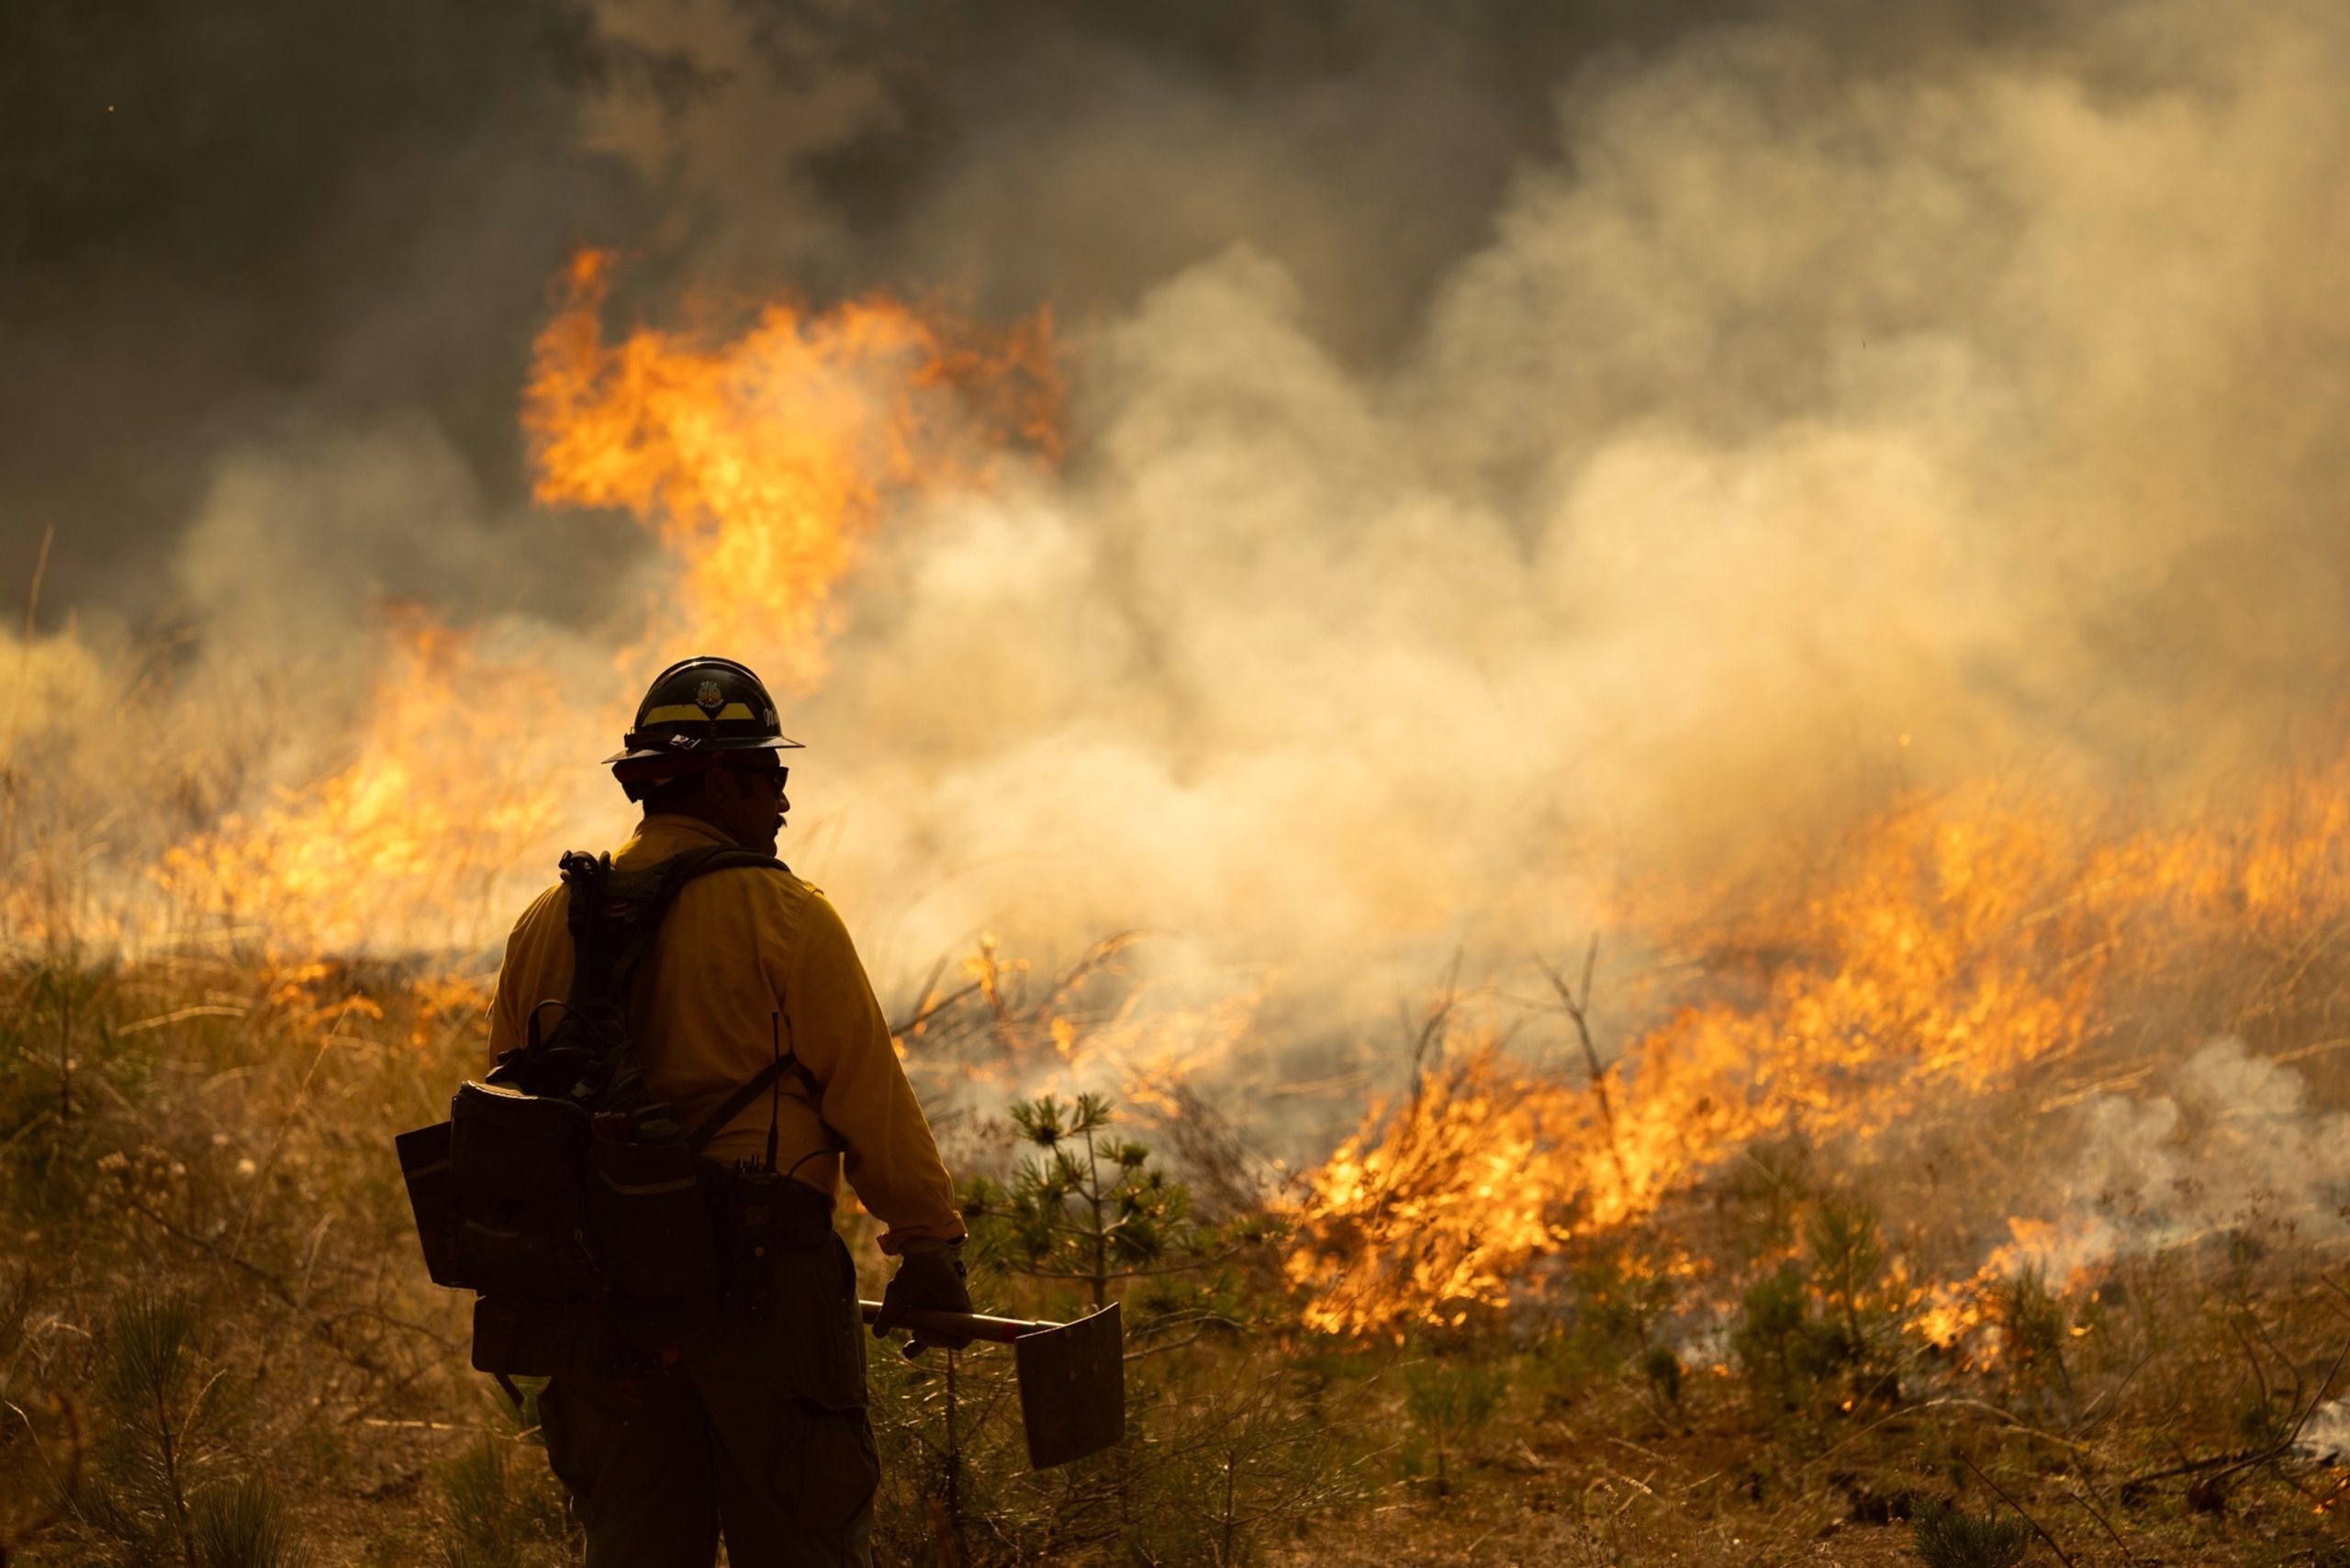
[397,1094,838,1376]
[399,1083,721,1304]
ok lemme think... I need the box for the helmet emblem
[694,679,724,712]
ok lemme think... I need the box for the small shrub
[1118,1354,1363,1566]
[964,1092,1222,1313]
[1995,1267,2074,1409]
[1728,1140,1813,1260]
[1401,1357,1505,1497]
[1642,1344,1684,1409]
[1732,1265,1820,1408]
[1576,1247,1673,1338]
[190,1478,312,1568]
[1562,1244,1680,1407]
[1806,1194,1887,1373]
[432,1391,573,1568]
[77,1290,231,1560]
[1733,1195,1898,1412]
[1910,1499,2029,1568]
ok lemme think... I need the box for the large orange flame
[524,250,1058,687]
[152,254,1058,956]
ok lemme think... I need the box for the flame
[1286,1044,1583,1335]
[524,250,1058,687]
[154,610,571,956]
[148,254,1058,954]
[18,247,2350,1374]
[1288,761,2350,1337]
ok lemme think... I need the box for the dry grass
[6,936,2350,1566]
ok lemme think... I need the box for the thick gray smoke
[6,1,2350,1092]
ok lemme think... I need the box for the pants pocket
[537,1378,597,1506]
[770,1397,879,1533]
[758,1232,867,1411]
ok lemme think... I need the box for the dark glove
[872,1247,973,1357]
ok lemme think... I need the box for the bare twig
[1535,936,1631,1197]
[0,1390,81,1567]
[2070,1346,2154,1439]
[2057,1481,2137,1565]
[1960,1452,2076,1568]
[2120,1327,2350,1495]
[1402,948,1463,1111]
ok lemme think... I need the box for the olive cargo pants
[538,1229,878,1567]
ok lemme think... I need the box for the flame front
[1286,764,2350,1338]
[153,610,571,955]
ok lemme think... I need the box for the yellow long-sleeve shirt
[487,813,964,1254]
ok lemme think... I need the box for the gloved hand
[872,1246,973,1357]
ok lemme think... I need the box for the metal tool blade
[1010,1301,1125,1469]
[859,1298,1127,1469]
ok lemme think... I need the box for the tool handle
[856,1299,1046,1344]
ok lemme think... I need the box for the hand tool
[859,1300,1125,1469]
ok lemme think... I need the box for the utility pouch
[470,1293,576,1379]
[394,1119,462,1287]
[448,1082,595,1297]
[589,1135,717,1300]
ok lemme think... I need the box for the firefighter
[486,655,970,1567]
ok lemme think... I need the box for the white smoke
[2300,1399,2350,1464]
[1998,1039,2350,1282]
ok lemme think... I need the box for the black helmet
[606,656,800,798]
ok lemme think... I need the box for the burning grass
[1291,759,2350,1344]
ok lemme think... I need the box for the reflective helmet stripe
[643,701,759,724]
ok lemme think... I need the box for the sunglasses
[735,763,789,794]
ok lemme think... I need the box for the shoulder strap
[641,851,826,1155]
[683,1051,823,1154]
[601,846,805,1138]
[565,845,792,1019]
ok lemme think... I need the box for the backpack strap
[591,846,785,995]
[564,845,790,1022]
[643,849,831,1155]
